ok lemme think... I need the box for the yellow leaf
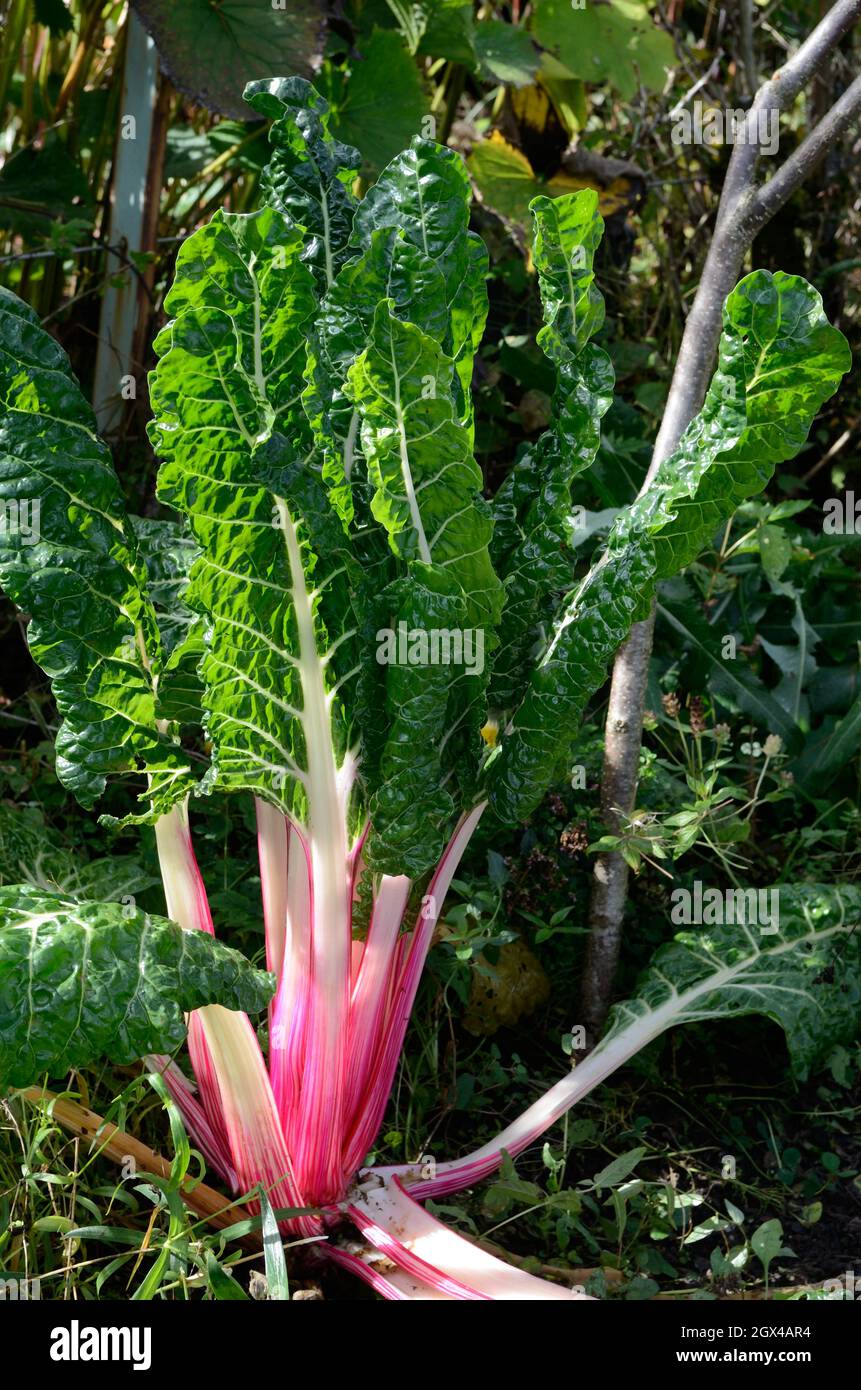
[463,939,551,1036]
[468,131,635,236]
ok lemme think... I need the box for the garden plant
[0,72,859,1300]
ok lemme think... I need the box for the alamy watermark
[671,101,779,156]
[376,622,485,677]
[670,882,780,933]
[0,1275,40,1300]
[50,1319,151,1370]
[823,491,860,534]
[0,497,40,544]
[818,1269,861,1300]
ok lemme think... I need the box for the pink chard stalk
[0,78,859,1301]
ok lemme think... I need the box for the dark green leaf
[0,886,274,1089]
[530,0,674,99]
[0,289,195,820]
[34,0,74,36]
[597,884,861,1082]
[150,208,361,820]
[350,137,489,427]
[473,20,539,87]
[131,0,327,120]
[488,271,850,822]
[245,76,361,290]
[327,29,429,173]
[489,191,613,714]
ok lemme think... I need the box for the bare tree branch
[746,73,861,230]
[581,617,656,1038]
[581,0,861,1036]
[721,0,861,219]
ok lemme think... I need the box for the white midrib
[541,550,611,666]
[414,167,429,258]
[274,494,350,988]
[275,494,350,1181]
[557,203,579,336]
[433,919,849,1175]
[319,181,334,289]
[249,256,274,438]
[344,409,359,481]
[390,340,432,564]
[244,261,343,863]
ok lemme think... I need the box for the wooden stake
[22,1086,258,1246]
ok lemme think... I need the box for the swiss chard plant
[0,77,859,1300]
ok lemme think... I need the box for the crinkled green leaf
[617,272,852,576]
[348,304,503,816]
[347,303,501,637]
[150,123,497,870]
[367,565,466,875]
[532,190,606,361]
[244,76,361,290]
[304,225,449,525]
[132,517,204,726]
[488,271,850,822]
[0,289,195,821]
[70,857,161,904]
[490,191,614,713]
[150,207,363,820]
[132,519,198,660]
[301,134,497,838]
[487,541,654,815]
[598,884,861,1081]
[0,802,157,902]
[349,138,489,427]
[0,885,274,1089]
[0,804,67,882]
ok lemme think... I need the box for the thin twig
[739,0,758,97]
[0,233,184,268]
